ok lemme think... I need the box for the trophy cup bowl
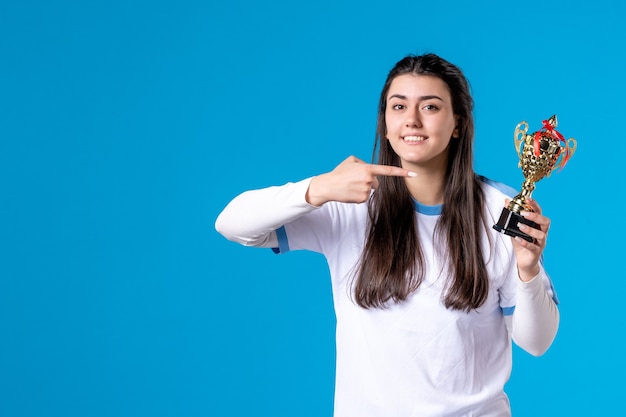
[493,115,576,242]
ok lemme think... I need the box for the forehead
[387,74,451,100]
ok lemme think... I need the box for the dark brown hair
[354,53,490,311]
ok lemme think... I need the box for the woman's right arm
[215,178,319,248]
[215,156,416,247]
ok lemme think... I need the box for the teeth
[404,136,425,142]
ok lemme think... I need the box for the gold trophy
[493,115,577,242]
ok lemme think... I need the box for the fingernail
[517,222,527,230]
[520,211,530,217]
[408,171,418,177]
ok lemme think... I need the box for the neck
[404,169,446,206]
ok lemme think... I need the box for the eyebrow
[388,94,444,101]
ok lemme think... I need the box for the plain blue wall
[1,0,622,415]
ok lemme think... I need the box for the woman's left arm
[510,198,560,356]
[511,270,560,356]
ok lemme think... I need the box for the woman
[215,53,559,417]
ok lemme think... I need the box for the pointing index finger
[369,164,417,178]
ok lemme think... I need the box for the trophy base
[492,207,539,242]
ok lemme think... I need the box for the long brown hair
[353,53,490,311]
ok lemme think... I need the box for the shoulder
[476,174,518,200]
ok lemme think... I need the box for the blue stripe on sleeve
[271,226,290,254]
[501,306,515,316]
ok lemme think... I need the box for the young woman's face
[385,74,458,171]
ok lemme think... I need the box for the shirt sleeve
[510,269,560,356]
[214,178,319,248]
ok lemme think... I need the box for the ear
[452,116,460,138]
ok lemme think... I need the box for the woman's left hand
[510,198,550,282]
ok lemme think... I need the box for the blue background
[1,0,622,416]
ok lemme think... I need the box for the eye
[391,103,405,110]
[422,104,439,111]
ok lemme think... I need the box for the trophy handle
[514,121,529,160]
[553,137,577,171]
[566,137,577,157]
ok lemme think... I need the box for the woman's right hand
[305,155,417,206]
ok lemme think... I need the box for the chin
[399,153,424,163]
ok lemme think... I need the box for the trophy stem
[507,179,535,213]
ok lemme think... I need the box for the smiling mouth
[403,135,426,142]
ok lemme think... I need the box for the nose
[405,107,422,128]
